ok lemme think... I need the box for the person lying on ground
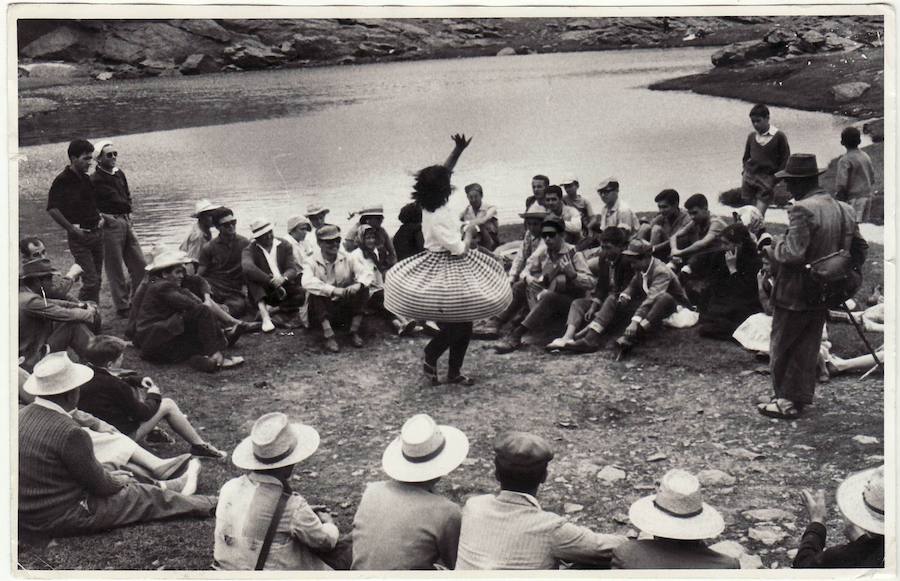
[19,352,215,539]
[344,205,399,265]
[547,226,632,350]
[460,183,500,251]
[214,412,351,571]
[828,301,884,333]
[525,174,550,210]
[794,465,884,568]
[586,178,640,243]
[563,238,690,361]
[742,103,790,217]
[542,185,582,244]
[637,188,692,262]
[302,224,372,353]
[392,201,425,261]
[669,193,729,274]
[19,236,82,299]
[243,218,306,333]
[455,431,625,569]
[560,176,595,238]
[197,210,251,318]
[180,199,226,273]
[694,223,762,340]
[350,225,415,336]
[352,413,468,570]
[613,469,737,569]
[131,249,246,372]
[77,334,227,459]
[495,216,595,354]
[19,258,99,371]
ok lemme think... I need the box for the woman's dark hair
[398,201,422,224]
[412,165,453,212]
[720,223,751,245]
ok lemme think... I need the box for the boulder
[138,58,176,76]
[566,19,595,31]
[170,19,232,43]
[712,41,765,66]
[179,53,219,75]
[224,40,286,69]
[742,508,794,522]
[21,26,89,60]
[596,466,626,483]
[515,45,534,55]
[831,82,871,103]
[824,33,860,52]
[18,62,83,79]
[284,34,344,60]
[748,525,788,546]
[763,28,797,47]
[97,36,146,65]
[95,71,114,81]
[698,469,736,486]
[449,23,482,35]
[496,47,517,56]
[106,22,222,63]
[797,29,826,51]
[559,30,597,43]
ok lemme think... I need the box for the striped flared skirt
[384,249,513,323]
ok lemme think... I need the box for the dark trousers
[102,214,146,310]
[141,305,227,363]
[521,291,577,331]
[425,322,473,376]
[247,279,305,310]
[67,229,104,303]
[23,320,96,371]
[770,307,827,405]
[496,280,528,325]
[307,289,369,327]
[594,293,677,330]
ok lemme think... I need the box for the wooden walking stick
[841,301,882,370]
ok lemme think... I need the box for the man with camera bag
[758,154,867,420]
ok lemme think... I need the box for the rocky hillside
[17,16,881,84]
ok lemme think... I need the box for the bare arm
[442,134,472,172]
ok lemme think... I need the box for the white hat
[304,204,330,218]
[356,205,384,218]
[286,215,312,233]
[232,412,321,471]
[628,469,725,540]
[381,414,469,483]
[23,352,94,396]
[837,466,884,535]
[249,218,274,239]
[560,176,579,186]
[146,249,193,272]
[597,177,620,191]
[92,140,114,161]
[519,202,549,219]
[191,199,222,218]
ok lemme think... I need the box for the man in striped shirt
[455,431,624,569]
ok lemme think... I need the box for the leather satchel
[804,202,862,308]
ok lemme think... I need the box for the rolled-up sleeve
[289,498,339,551]
[551,521,624,565]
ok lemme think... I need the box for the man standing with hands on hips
[91,140,147,318]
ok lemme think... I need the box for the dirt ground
[16,224,885,571]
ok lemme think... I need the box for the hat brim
[305,209,330,217]
[519,213,548,219]
[836,467,884,535]
[628,495,725,540]
[232,423,320,471]
[774,168,827,179]
[191,207,223,218]
[251,225,274,238]
[146,258,191,272]
[23,362,94,396]
[20,269,59,280]
[382,425,469,483]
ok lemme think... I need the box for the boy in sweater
[741,103,790,216]
[835,127,876,223]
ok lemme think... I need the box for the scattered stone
[613,512,629,524]
[563,503,584,514]
[743,508,794,522]
[596,466,626,483]
[793,444,814,451]
[698,469,737,486]
[832,82,871,103]
[852,434,879,445]
[462,458,478,466]
[95,71,114,81]
[726,448,765,460]
[557,418,578,429]
[749,525,788,546]
[787,549,798,559]
[180,53,219,75]
[496,47,517,56]
[252,380,269,389]
[566,19,595,31]
[351,469,364,476]
[339,501,351,508]
[709,540,745,559]
[646,452,667,462]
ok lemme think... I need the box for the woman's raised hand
[451,134,472,150]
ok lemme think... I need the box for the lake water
[18,47,872,256]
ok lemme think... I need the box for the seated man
[19,236,82,299]
[285,214,317,268]
[460,183,500,251]
[215,412,349,571]
[613,469,737,569]
[242,218,305,332]
[301,225,371,353]
[586,178,640,240]
[344,205,399,265]
[305,203,331,230]
[794,465,884,568]
[18,352,215,539]
[547,227,632,350]
[639,189,692,261]
[19,258,99,371]
[456,431,624,569]
[352,413,468,570]
[197,210,250,317]
[132,249,245,372]
[350,225,415,336]
[669,193,729,271]
[77,334,227,459]
[560,176,594,237]
[495,216,595,353]
[180,199,226,272]
[564,239,690,360]
[543,185,582,244]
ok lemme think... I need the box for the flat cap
[316,224,341,241]
[622,238,652,257]
[597,177,620,192]
[493,431,554,470]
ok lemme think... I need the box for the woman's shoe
[423,362,440,386]
[447,374,475,386]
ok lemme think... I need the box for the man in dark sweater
[90,141,146,318]
[198,211,251,317]
[19,352,215,538]
[741,103,790,217]
[46,139,104,304]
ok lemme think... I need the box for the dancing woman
[385,135,512,386]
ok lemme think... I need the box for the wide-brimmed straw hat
[774,154,827,179]
[382,414,469,483]
[837,465,884,535]
[20,258,58,280]
[519,202,549,220]
[304,204,330,218]
[357,205,384,218]
[232,412,321,471]
[629,469,725,540]
[216,212,237,226]
[191,199,222,218]
[23,352,94,396]
[249,218,274,239]
[146,249,193,272]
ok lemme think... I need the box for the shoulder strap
[835,198,849,252]
[255,487,291,571]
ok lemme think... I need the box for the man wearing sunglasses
[91,141,147,318]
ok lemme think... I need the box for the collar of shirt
[496,490,541,509]
[759,125,778,137]
[312,247,348,266]
[33,397,73,417]
[642,257,655,277]
[548,241,574,259]
[248,472,286,488]
[96,166,120,175]
[605,199,621,215]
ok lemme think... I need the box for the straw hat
[628,469,725,540]
[597,177,620,192]
[191,199,222,218]
[232,412,320,471]
[146,249,192,272]
[20,258,58,280]
[837,466,884,535]
[774,154,826,179]
[357,205,384,218]
[23,352,94,396]
[249,218,274,239]
[381,414,469,482]
[560,176,579,186]
[304,204,330,218]
[519,202,549,220]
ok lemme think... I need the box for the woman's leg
[447,322,474,378]
[133,398,204,445]
[424,325,452,367]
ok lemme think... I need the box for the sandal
[447,374,475,386]
[757,399,800,420]
[423,362,439,386]
[220,356,245,369]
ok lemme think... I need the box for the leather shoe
[324,337,340,353]
[494,337,522,354]
[563,339,599,354]
[350,332,364,348]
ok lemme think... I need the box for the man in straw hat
[301,224,371,352]
[18,352,215,538]
[90,140,146,318]
[612,468,738,569]
[304,203,331,230]
[131,248,245,372]
[757,153,867,420]
[214,412,349,570]
[18,258,100,371]
[351,413,468,570]
[197,209,251,317]
[793,465,884,567]
[344,204,398,264]
[242,218,305,333]
[456,431,624,569]
[180,198,226,270]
